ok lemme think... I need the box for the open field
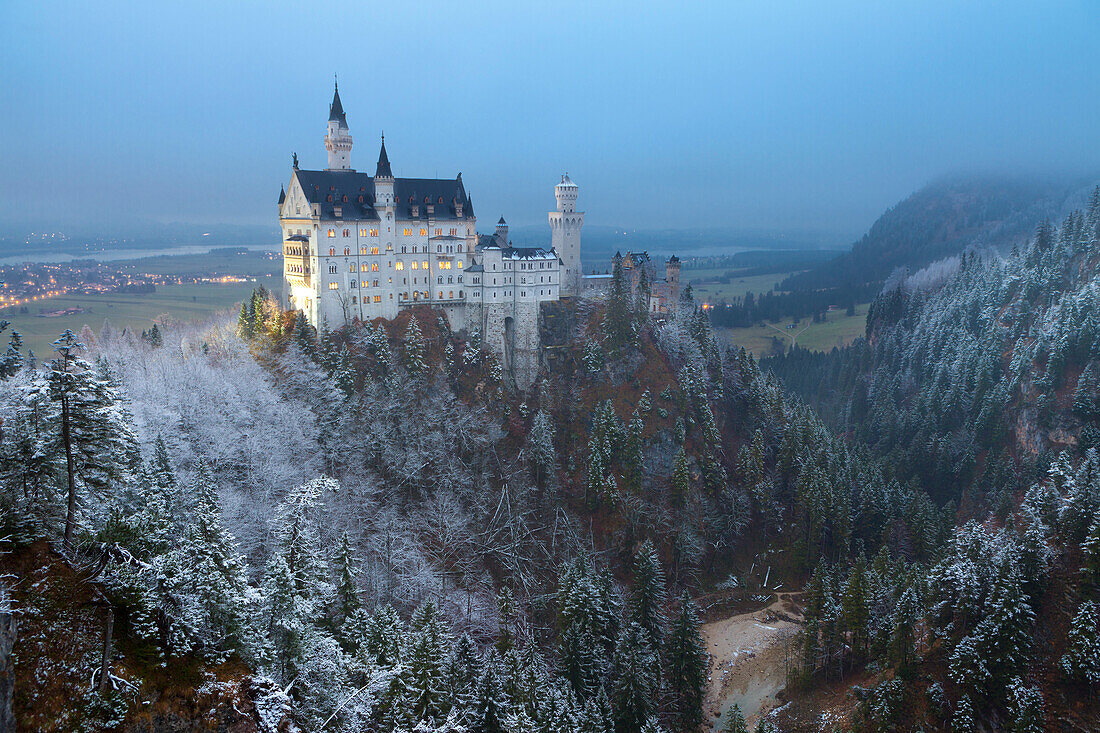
[685,269,802,303]
[0,283,262,357]
[716,302,869,356]
[114,248,281,278]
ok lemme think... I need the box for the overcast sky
[2,0,1098,238]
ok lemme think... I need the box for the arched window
[449,291,453,299]
[343,229,350,237]
[327,229,335,237]
[438,291,443,299]
[329,247,336,256]
[344,247,350,255]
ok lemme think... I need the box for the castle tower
[549,174,584,295]
[665,255,681,310]
[495,216,509,243]
[324,80,353,171]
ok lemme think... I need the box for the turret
[549,173,584,295]
[324,80,353,171]
[666,255,681,309]
[495,216,509,243]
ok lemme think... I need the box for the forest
[2,192,1100,732]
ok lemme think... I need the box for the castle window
[457,261,463,269]
[439,291,443,299]
[328,229,335,238]
[329,265,337,274]
[373,280,378,287]
[438,197,444,204]
[437,244,442,253]
[448,276,453,284]
[374,295,382,303]
[361,246,368,255]
[424,196,430,204]
[359,228,369,237]
[327,194,333,202]
[371,229,379,237]
[395,262,404,270]
[329,282,338,290]
[460,291,464,298]
[403,228,412,236]
[352,296,357,303]
[419,228,428,236]
[344,247,350,255]
[349,263,357,272]
[411,262,418,270]
[449,291,454,299]
[422,261,429,270]
[435,228,442,236]
[437,276,443,284]
[371,246,380,255]
[350,280,357,288]
[449,228,457,236]
[342,195,348,203]
[371,263,379,272]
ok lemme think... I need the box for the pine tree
[333,531,360,631]
[529,410,556,486]
[47,330,138,552]
[722,703,748,733]
[603,254,637,350]
[405,601,449,723]
[294,311,318,361]
[147,322,163,348]
[628,540,668,659]
[579,685,615,733]
[666,591,706,732]
[469,653,510,733]
[840,557,870,663]
[671,447,691,510]
[611,622,658,733]
[0,329,23,378]
[403,317,427,380]
[1060,601,1100,685]
[1008,678,1045,733]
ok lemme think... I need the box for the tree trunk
[0,603,15,733]
[62,394,77,554]
[99,606,113,694]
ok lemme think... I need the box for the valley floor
[701,593,803,731]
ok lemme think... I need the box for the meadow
[683,268,802,303]
[0,282,261,358]
[715,302,869,356]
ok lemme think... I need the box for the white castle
[279,83,679,384]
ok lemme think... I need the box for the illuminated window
[371,263,379,272]
[374,295,381,303]
[329,247,336,256]
[449,291,453,299]
[439,291,443,299]
[370,246,380,255]
[403,228,413,236]
[359,228,369,237]
[395,262,404,271]
[349,263,357,272]
[419,228,428,236]
[411,262,418,270]
[422,261,428,270]
[327,229,335,237]
[328,282,338,290]
[343,229,350,237]
[360,247,368,255]
[449,228,457,236]
[371,228,379,237]
[435,228,442,236]
[344,247,350,255]
[457,261,463,269]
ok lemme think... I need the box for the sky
[2,0,1098,240]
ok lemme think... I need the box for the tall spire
[328,77,347,128]
[375,132,392,178]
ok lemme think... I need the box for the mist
[2,0,1098,238]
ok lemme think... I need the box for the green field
[716,302,870,356]
[0,283,263,358]
[684,268,801,303]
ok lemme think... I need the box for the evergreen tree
[1060,601,1100,686]
[670,447,691,510]
[46,330,138,552]
[628,540,669,659]
[603,254,637,350]
[333,531,361,631]
[529,410,556,486]
[469,653,510,733]
[1008,678,1045,733]
[611,622,658,733]
[0,329,23,378]
[722,703,748,733]
[666,591,706,731]
[403,317,427,380]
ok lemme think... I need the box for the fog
[2,0,1098,238]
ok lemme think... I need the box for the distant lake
[0,243,279,266]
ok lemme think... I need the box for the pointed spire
[329,77,347,127]
[278,185,286,205]
[375,132,392,178]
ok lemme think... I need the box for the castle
[279,83,679,384]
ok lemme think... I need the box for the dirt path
[700,593,802,731]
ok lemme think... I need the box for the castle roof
[375,137,392,178]
[290,169,473,221]
[502,246,556,260]
[329,83,347,127]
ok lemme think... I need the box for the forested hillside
[760,194,1100,730]
[5,189,1100,731]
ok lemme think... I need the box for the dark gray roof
[291,169,473,221]
[278,186,285,205]
[477,234,501,248]
[286,234,309,242]
[376,138,392,178]
[498,216,506,225]
[465,263,485,272]
[502,246,556,259]
[329,84,347,127]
